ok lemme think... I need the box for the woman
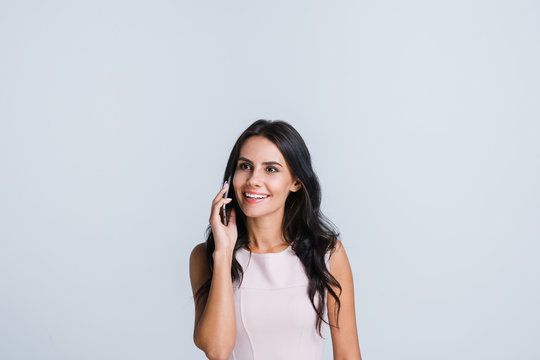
[190,120,362,360]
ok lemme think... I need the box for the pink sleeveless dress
[229,245,330,360]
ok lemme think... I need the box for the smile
[244,192,269,199]
[243,192,270,203]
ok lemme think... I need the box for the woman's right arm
[189,182,237,360]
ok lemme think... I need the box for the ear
[290,178,302,193]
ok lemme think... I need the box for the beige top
[229,245,330,360]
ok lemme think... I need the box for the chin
[241,208,267,219]
[240,205,282,220]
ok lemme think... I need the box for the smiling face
[233,136,302,219]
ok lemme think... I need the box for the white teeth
[244,192,269,199]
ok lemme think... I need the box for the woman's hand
[209,181,238,253]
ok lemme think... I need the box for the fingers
[212,181,230,205]
[210,197,232,225]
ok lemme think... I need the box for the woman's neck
[244,210,288,253]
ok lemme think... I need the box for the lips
[243,191,270,204]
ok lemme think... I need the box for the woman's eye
[237,163,277,173]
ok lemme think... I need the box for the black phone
[220,175,232,225]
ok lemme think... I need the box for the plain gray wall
[1,1,539,359]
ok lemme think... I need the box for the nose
[246,168,263,187]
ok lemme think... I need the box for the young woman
[189,120,362,360]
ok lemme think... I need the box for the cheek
[232,173,246,196]
[268,182,292,198]
[232,172,242,187]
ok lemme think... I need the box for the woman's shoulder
[327,239,355,285]
[189,242,211,291]
[190,242,208,265]
[328,239,348,270]
[190,241,207,257]
[328,238,344,256]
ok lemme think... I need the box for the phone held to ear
[221,175,232,226]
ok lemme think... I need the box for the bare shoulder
[329,239,351,272]
[189,242,211,296]
[190,242,207,264]
[333,238,345,253]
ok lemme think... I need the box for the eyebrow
[238,157,283,167]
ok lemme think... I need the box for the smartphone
[221,175,232,225]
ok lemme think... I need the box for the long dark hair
[195,119,342,337]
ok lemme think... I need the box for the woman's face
[233,136,301,219]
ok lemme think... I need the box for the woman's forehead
[238,136,285,162]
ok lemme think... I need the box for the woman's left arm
[327,240,362,360]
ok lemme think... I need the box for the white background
[1,1,539,359]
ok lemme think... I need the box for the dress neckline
[240,244,292,255]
